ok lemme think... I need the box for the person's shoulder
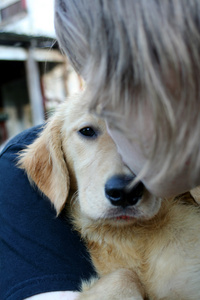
[0,125,44,157]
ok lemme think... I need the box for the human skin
[25,291,79,300]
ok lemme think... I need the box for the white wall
[1,0,55,37]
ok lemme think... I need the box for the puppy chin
[102,208,138,226]
[80,196,162,227]
[100,197,162,226]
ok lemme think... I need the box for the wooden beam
[25,48,44,125]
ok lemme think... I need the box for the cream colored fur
[18,94,200,300]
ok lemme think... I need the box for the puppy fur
[18,94,200,300]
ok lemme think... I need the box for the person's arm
[0,127,96,300]
[25,291,80,300]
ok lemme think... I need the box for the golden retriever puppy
[18,94,200,300]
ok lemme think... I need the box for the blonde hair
[55,0,200,187]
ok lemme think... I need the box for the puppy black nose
[105,175,144,208]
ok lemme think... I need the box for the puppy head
[18,94,161,224]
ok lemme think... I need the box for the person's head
[54,0,200,197]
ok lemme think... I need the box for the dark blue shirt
[0,126,95,300]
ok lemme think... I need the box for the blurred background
[0,0,83,147]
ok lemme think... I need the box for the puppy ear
[190,186,200,205]
[18,119,70,215]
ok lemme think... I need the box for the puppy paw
[81,276,99,292]
[77,269,145,300]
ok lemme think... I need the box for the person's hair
[55,0,200,187]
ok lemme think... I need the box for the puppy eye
[78,127,98,139]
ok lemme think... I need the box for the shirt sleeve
[0,127,96,300]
